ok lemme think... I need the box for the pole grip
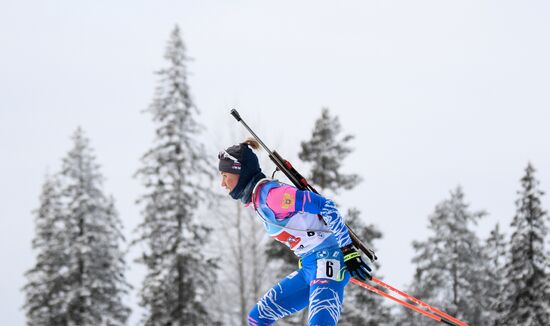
[230,109,242,121]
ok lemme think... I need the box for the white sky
[1,1,550,324]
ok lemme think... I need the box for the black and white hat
[218,144,243,174]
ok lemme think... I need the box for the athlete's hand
[341,245,372,281]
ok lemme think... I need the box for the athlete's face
[220,172,239,193]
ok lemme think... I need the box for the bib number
[316,259,341,281]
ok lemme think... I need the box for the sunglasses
[218,150,240,163]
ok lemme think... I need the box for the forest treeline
[23,26,549,326]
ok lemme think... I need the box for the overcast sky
[2,1,550,324]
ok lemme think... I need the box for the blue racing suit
[247,179,353,325]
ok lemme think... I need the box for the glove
[341,244,372,281]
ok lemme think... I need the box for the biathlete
[218,139,372,326]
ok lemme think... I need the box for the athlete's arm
[314,197,353,248]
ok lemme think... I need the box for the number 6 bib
[316,259,342,281]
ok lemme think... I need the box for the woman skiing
[218,138,372,326]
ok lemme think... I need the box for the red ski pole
[369,277,468,326]
[350,278,469,326]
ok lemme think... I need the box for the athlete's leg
[248,270,310,326]
[305,249,350,325]
[307,279,348,326]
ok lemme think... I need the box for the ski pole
[369,277,468,326]
[229,109,377,262]
[351,278,468,326]
[350,279,464,326]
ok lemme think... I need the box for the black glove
[341,244,372,281]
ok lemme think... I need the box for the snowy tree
[24,128,131,326]
[408,187,486,325]
[481,223,507,325]
[24,175,69,326]
[298,107,362,195]
[339,208,392,326]
[60,128,131,325]
[133,26,218,326]
[497,163,550,325]
[267,107,380,325]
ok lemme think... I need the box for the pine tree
[24,175,69,326]
[24,128,131,326]
[339,208,392,326]
[497,163,550,325]
[266,108,380,325]
[298,107,362,195]
[408,187,486,325]
[60,128,131,325]
[482,223,507,325]
[134,26,218,326]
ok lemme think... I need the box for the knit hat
[218,142,265,202]
[218,145,243,174]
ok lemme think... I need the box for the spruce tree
[409,187,486,325]
[134,26,218,326]
[298,107,361,195]
[24,175,69,326]
[266,108,376,325]
[497,163,549,325]
[60,128,131,325]
[268,107,362,268]
[267,107,362,270]
[24,128,131,326]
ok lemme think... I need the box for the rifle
[230,109,377,262]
